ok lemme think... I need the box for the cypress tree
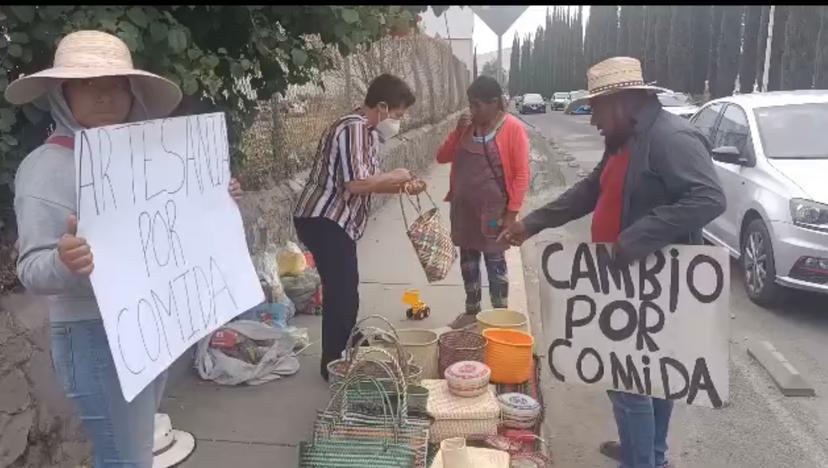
[781,6,820,90]
[689,6,712,95]
[574,6,586,87]
[628,6,646,62]
[708,6,724,96]
[814,6,828,88]
[643,6,658,81]
[520,34,532,94]
[755,5,770,90]
[739,6,762,94]
[654,5,672,88]
[533,27,544,93]
[509,35,521,96]
[619,6,632,56]
[473,47,478,79]
[545,9,554,96]
[668,6,694,92]
[767,6,788,91]
[713,5,743,98]
[606,6,619,59]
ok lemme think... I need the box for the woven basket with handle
[400,189,457,283]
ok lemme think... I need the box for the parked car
[658,92,699,119]
[551,92,571,111]
[519,93,546,114]
[564,90,589,114]
[690,90,828,306]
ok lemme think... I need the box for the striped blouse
[293,110,380,240]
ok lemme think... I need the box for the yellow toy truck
[402,288,431,320]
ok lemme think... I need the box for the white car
[658,92,698,119]
[551,92,570,111]
[690,90,828,306]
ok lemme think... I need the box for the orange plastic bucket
[482,328,534,384]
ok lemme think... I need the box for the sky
[473,5,590,55]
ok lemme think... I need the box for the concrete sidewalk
[159,162,529,467]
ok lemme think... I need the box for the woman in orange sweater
[437,76,530,329]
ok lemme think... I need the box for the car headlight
[790,199,828,231]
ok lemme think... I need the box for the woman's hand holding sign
[229,177,243,201]
[59,215,94,276]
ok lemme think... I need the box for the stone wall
[0,110,460,468]
[0,295,89,468]
[238,111,462,253]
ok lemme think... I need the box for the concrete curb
[747,340,816,397]
[511,111,537,130]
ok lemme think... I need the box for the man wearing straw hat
[500,56,726,468]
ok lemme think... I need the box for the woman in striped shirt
[293,74,425,380]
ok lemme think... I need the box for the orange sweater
[436,114,530,213]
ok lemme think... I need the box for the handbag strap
[475,114,510,203]
[319,373,399,448]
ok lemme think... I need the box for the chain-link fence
[239,33,470,190]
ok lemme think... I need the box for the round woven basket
[476,309,528,334]
[393,329,440,380]
[482,328,534,384]
[438,330,487,376]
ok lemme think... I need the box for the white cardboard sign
[539,242,730,408]
[74,112,264,402]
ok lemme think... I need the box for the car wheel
[741,219,784,307]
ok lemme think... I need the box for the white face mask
[376,118,401,141]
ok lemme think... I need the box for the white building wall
[419,6,475,80]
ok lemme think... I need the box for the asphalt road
[518,110,828,468]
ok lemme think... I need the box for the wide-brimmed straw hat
[4,30,182,118]
[569,56,668,108]
[584,56,668,99]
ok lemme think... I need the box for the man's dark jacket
[522,95,727,261]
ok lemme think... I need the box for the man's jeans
[608,390,674,468]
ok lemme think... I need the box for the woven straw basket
[400,190,457,283]
[438,330,487,376]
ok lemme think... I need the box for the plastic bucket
[390,329,440,380]
[476,309,528,334]
[482,328,534,384]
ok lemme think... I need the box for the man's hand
[497,219,529,247]
[456,113,471,133]
[611,242,633,267]
[500,210,518,233]
[228,177,243,201]
[58,215,94,276]
[404,178,427,195]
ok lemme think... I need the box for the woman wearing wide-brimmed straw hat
[6,30,243,467]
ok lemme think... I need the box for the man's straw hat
[569,56,668,109]
[4,30,182,118]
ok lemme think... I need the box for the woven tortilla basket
[400,190,457,283]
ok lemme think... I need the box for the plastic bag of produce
[282,269,322,315]
[278,241,307,277]
[196,320,303,386]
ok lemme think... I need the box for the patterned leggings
[460,249,509,314]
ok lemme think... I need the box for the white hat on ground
[153,413,196,468]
